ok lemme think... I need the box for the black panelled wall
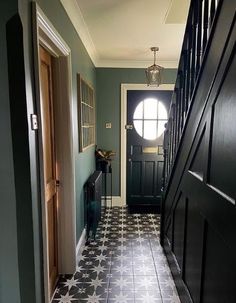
[161,0,236,303]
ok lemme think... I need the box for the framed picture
[77,74,95,152]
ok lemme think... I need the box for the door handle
[56,180,60,187]
[128,158,131,162]
[125,124,133,130]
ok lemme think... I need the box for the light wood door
[39,45,58,297]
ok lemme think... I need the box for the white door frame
[120,83,175,205]
[32,3,76,302]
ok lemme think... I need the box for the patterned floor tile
[108,290,135,302]
[162,297,181,303]
[134,290,162,303]
[134,275,159,291]
[52,207,181,303]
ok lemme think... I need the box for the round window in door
[133,98,168,140]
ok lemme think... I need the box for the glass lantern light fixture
[145,47,164,86]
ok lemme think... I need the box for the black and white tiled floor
[52,207,180,303]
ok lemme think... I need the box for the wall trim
[59,0,178,69]
[101,196,125,207]
[120,83,175,205]
[60,0,98,65]
[76,228,87,262]
[163,237,193,303]
[32,3,76,302]
[96,59,178,68]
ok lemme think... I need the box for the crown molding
[60,0,179,69]
[60,0,98,65]
[96,59,178,68]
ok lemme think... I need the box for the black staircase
[161,0,236,302]
[163,0,221,187]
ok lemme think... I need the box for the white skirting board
[76,228,86,262]
[101,196,125,207]
[76,197,124,261]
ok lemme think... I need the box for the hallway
[52,207,180,303]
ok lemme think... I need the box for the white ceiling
[60,0,190,68]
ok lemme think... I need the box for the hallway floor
[52,207,180,303]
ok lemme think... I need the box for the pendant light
[145,47,164,86]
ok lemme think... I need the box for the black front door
[126,90,172,209]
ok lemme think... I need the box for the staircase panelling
[161,0,236,302]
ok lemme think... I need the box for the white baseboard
[101,196,125,207]
[76,198,125,261]
[76,228,86,262]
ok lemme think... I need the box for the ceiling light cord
[150,46,159,65]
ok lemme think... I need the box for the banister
[163,0,220,190]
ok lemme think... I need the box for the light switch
[31,114,38,130]
[105,122,112,129]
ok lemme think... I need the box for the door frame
[120,83,174,205]
[32,4,76,302]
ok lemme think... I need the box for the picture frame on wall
[77,73,95,152]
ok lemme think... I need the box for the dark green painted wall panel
[96,68,177,195]
[0,2,21,303]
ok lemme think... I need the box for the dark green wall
[18,0,96,242]
[96,68,177,196]
[0,3,22,303]
[0,1,177,301]
[0,0,96,302]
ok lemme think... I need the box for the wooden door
[39,46,58,296]
[126,90,172,210]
